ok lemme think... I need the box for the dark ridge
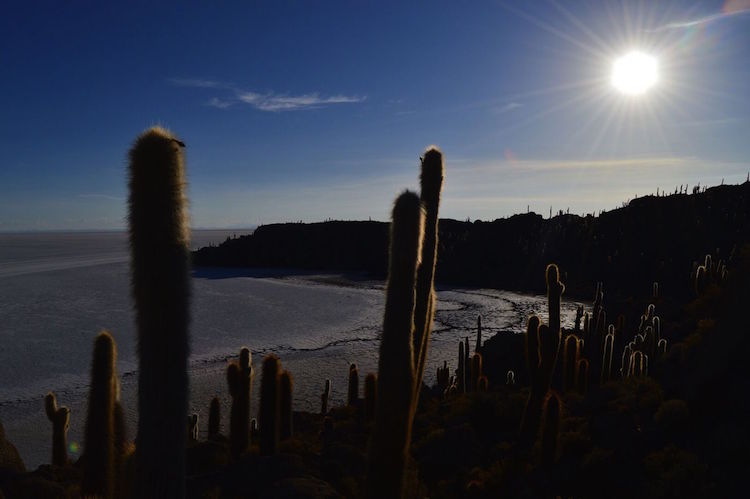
[193,182,750,299]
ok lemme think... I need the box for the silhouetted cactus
[507,370,515,385]
[347,363,359,406]
[226,347,253,458]
[562,335,578,393]
[208,397,221,441]
[82,330,117,499]
[367,191,424,499]
[412,147,444,401]
[186,414,198,442]
[478,376,488,391]
[321,379,331,415]
[475,315,482,352]
[259,354,281,456]
[601,330,614,383]
[653,281,659,298]
[364,373,377,423]
[573,305,583,334]
[436,361,450,394]
[524,315,541,388]
[44,392,69,466]
[457,340,466,394]
[464,337,471,392]
[546,264,564,337]
[541,392,560,468]
[280,370,293,441]
[470,353,483,392]
[128,127,190,499]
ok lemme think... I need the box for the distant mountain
[193,182,750,299]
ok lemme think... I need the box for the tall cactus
[226,347,253,459]
[128,127,190,499]
[44,392,69,467]
[475,315,482,352]
[208,397,221,441]
[259,354,280,456]
[601,329,615,383]
[366,191,424,499]
[546,264,564,338]
[412,147,444,402]
[457,341,466,394]
[82,330,117,499]
[562,335,579,393]
[470,353,483,393]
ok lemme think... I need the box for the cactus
[464,337,471,392]
[82,331,117,499]
[562,335,579,393]
[208,397,221,441]
[573,305,583,334]
[280,370,293,441]
[366,191,424,499]
[347,363,359,406]
[478,376,488,391]
[364,373,377,423]
[695,265,707,295]
[186,414,198,442]
[541,392,560,467]
[601,331,615,383]
[44,392,69,466]
[653,281,659,298]
[621,343,632,378]
[321,380,331,415]
[507,370,515,385]
[128,127,190,499]
[259,354,281,456]
[412,147,444,402]
[475,315,482,352]
[546,264,564,338]
[457,340,466,394]
[226,347,253,458]
[470,353,483,392]
[436,361,450,394]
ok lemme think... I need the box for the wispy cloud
[168,78,227,88]
[657,2,750,30]
[494,102,523,114]
[207,97,234,109]
[237,92,364,112]
[168,77,365,112]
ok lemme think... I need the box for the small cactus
[44,392,69,467]
[436,361,450,394]
[82,331,117,499]
[259,354,281,456]
[507,370,515,386]
[457,340,466,394]
[186,414,198,442]
[347,363,359,406]
[226,347,253,458]
[601,331,615,383]
[470,353,483,392]
[280,370,293,441]
[321,379,331,415]
[478,376,489,391]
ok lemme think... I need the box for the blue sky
[1,0,749,230]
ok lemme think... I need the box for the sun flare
[611,51,658,95]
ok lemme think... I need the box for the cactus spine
[279,370,293,441]
[82,330,117,499]
[412,147,444,402]
[128,127,190,499]
[366,191,424,499]
[347,363,359,406]
[259,354,280,456]
[226,347,253,458]
[44,392,69,467]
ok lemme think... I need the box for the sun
[611,51,658,95]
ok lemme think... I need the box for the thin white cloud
[494,102,523,114]
[657,4,750,30]
[237,91,364,112]
[168,78,227,88]
[207,97,234,109]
